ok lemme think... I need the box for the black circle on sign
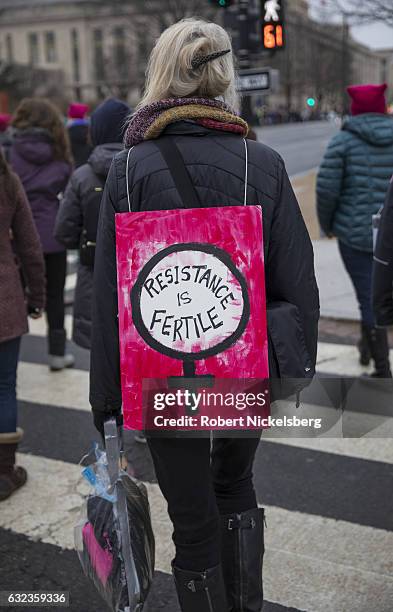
[131,242,250,361]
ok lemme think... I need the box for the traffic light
[262,0,285,50]
[210,0,233,6]
[307,97,316,107]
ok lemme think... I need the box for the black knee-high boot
[364,326,392,377]
[358,323,371,366]
[220,508,265,612]
[173,564,229,612]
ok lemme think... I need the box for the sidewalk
[292,170,359,322]
[313,238,359,321]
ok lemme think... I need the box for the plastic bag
[74,420,155,611]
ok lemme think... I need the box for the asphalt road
[255,120,339,176]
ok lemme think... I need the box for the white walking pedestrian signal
[261,0,285,50]
[264,0,280,22]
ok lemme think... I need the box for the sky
[307,0,393,50]
[351,22,393,50]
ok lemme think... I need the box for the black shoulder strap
[155,138,200,209]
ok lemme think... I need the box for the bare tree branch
[316,0,393,26]
[131,0,215,30]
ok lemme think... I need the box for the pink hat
[0,113,11,132]
[68,102,89,119]
[347,83,387,116]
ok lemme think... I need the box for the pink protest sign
[115,205,269,431]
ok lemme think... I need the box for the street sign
[261,0,285,50]
[236,68,270,94]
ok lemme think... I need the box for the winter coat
[0,171,45,343]
[68,122,93,169]
[89,122,320,414]
[316,113,393,252]
[9,128,72,253]
[373,177,393,326]
[55,143,123,349]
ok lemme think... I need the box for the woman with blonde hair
[9,98,74,370]
[90,18,319,611]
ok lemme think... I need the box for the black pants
[147,435,260,572]
[0,337,21,433]
[44,252,67,353]
[339,242,374,326]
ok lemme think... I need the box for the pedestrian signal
[262,0,285,50]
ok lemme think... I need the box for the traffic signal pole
[222,0,284,123]
[237,0,253,121]
[223,0,256,122]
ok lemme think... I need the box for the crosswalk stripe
[2,452,392,612]
[17,352,393,461]
[266,436,393,464]
[65,273,77,292]
[18,361,89,412]
[317,341,393,376]
[23,325,393,379]
[28,315,73,339]
[67,251,78,265]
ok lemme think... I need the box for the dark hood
[90,98,131,147]
[13,128,54,165]
[68,122,89,145]
[343,113,393,146]
[88,143,123,177]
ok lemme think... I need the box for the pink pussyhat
[0,113,11,132]
[347,83,388,116]
[68,102,89,119]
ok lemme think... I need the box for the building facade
[0,0,385,113]
[0,0,161,105]
[377,48,393,103]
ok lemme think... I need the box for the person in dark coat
[67,102,92,168]
[90,18,319,612]
[317,83,393,377]
[9,98,74,371]
[55,97,131,349]
[0,148,45,501]
[373,177,393,327]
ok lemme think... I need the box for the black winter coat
[373,178,393,326]
[89,122,320,414]
[55,143,123,348]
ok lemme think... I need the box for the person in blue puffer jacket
[317,83,393,377]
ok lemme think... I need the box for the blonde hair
[138,18,239,112]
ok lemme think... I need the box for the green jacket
[316,114,393,252]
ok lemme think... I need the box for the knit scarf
[124,98,248,147]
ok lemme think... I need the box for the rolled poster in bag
[74,420,155,611]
